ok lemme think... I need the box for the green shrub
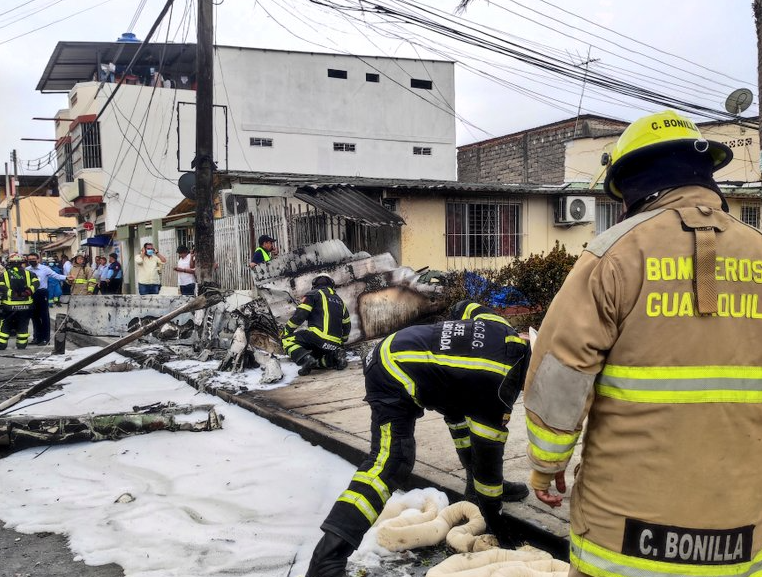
[441,242,578,331]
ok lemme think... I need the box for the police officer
[0,254,39,350]
[304,305,530,577]
[248,234,278,268]
[525,110,762,576]
[281,274,350,376]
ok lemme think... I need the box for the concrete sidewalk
[62,334,575,558]
[154,354,576,558]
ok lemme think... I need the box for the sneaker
[298,355,319,376]
[502,481,530,502]
[33,340,49,346]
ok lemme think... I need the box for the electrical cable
[0,0,118,44]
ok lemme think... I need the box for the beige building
[392,115,762,272]
[0,175,76,257]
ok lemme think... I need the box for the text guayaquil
[645,256,762,318]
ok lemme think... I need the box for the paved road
[0,346,125,577]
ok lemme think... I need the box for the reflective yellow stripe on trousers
[571,531,762,577]
[596,365,762,403]
[338,422,392,525]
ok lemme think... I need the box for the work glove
[279,326,292,339]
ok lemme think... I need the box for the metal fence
[158,229,178,287]
[213,213,252,291]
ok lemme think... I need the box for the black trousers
[284,329,341,365]
[0,307,32,349]
[31,288,50,343]
[320,360,422,548]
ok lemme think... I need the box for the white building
[37,42,456,236]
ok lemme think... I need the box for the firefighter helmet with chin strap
[311,274,336,290]
[603,110,732,202]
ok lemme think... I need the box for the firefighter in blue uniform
[0,254,39,350]
[304,302,531,577]
[281,274,351,376]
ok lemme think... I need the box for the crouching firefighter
[305,307,531,577]
[281,274,351,376]
[0,254,39,350]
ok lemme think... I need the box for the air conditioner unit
[220,189,248,217]
[555,196,595,225]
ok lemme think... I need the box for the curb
[65,332,569,559]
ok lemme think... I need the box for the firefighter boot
[298,354,319,376]
[502,480,529,502]
[305,531,355,577]
[334,348,348,371]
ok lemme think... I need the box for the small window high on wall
[328,69,348,79]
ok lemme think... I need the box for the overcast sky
[0,0,757,177]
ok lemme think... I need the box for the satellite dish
[725,88,753,114]
[178,172,196,200]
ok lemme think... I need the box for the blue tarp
[464,271,531,309]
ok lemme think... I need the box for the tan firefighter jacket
[68,264,96,295]
[524,186,762,577]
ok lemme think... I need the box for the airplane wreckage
[0,240,447,451]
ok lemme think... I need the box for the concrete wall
[213,47,456,180]
[564,123,761,184]
[56,82,190,231]
[397,193,596,271]
[457,116,627,185]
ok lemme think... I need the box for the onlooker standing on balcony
[134,242,166,295]
[174,246,196,296]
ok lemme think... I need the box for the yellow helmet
[603,110,732,200]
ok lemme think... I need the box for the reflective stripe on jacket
[0,268,38,306]
[285,287,350,343]
[524,186,762,576]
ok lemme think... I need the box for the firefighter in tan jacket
[525,110,762,577]
[66,254,96,295]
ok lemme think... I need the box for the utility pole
[754,0,762,172]
[572,47,600,139]
[12,150,22,254]
[194,0,215,291]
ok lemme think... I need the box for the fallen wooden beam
[0,293,222,414]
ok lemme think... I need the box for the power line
[534,0,754,86]
[0,0,39,19]
[309,0,756,127]
[0,0,118,45]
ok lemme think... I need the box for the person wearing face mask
[134,242,166,295]
[25,253,68,346]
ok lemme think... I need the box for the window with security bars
[741,201,761,229]
[413,146,432,156]
[59,141,74,182]
[595,197,623,235]
[79,122,102,169]
[446,201,522,257]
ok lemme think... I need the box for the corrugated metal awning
[295,185,404,227]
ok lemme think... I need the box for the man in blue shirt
[25,253,67,345]
[248,235,278,268]
[101,253,123,294]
